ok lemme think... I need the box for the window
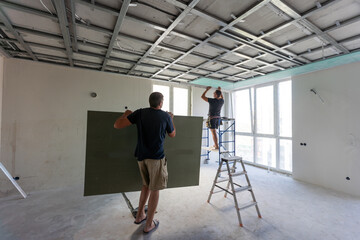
[234,80,292,173]
[153,85,170,112]
[255,137,276,167]
[234,89,251,133]
[256,85,274,134]
[173,87,188,116]
[236,135,254,162]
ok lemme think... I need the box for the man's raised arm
[201,86,211,102]
[114,110,133,129]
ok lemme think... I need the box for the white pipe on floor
[0,162,27,198]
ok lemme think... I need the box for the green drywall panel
[84,111,203,196]
[192,51,360,90]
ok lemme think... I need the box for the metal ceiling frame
[0,8,37,60]
[0,26,239,82]
[0,0,358,85]
[158,0,274,81]
[270,0,349,54]
[101,0,130,71]
[53,0,74,66]
[75,0,300,76]
[0,45,11,58]
[127,0,200,74]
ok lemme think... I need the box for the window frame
[233,79,292,174]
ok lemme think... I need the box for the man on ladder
[201,86,224,150]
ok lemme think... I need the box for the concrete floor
[1,157,360,240]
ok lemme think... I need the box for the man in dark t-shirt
[114,92,176,234]
[201,86,224,150]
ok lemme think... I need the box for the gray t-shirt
[208,98,224,117]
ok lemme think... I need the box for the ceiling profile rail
[0,23,247,81]
[75,0,289,79]
[150,0,273,81]
[270,0,349,54]
[101,0,130,71]
[66,0,79,52]
[166,0,307,64]
[0,0,301,81]
[0,45,11,58]
[126,0,201,75]
[53,0,74,66]
[0,8,37,61]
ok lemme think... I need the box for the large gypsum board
[84,111,203,196]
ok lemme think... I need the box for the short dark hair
[215,90,221,97]
[149,92,164,108]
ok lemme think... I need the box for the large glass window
[234,89,251,133]
[234,80,292,173]
[279,139,292,171]
[173,87,188,116]
[256,86,274,134]
[236,135,254,162]
[255,137,276,167]
[153,85,170,112]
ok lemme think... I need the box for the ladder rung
[234,186,251,192]
[220,151,234,154]
[214,185,233,195]
[238,201,257,211]
[216,178,230,183]
[230,171,246,177]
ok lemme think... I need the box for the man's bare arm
[201,86,211,102]
[218,86,224,99]
[114,110,132,129]
[167,112,176,138]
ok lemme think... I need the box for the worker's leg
[144,158,167,232]
[135,185,150,223]
[144,189,159,232]
[136,161,150,223]
[210,128,219,149]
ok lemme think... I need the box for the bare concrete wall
[0,58,210,195]
[292,61,360,197]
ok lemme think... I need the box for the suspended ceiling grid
[0,0,359,86]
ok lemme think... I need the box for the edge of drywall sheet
[191,51,360,91]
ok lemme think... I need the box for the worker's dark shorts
[208,118,221,129]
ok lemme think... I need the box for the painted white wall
[292,61,360,196]
[0,58,205,194]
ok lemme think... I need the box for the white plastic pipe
[0,162,27,198]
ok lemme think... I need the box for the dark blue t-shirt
[208,98,224,116]
[127,108,174,161]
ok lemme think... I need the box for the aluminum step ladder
[207,156,261,227]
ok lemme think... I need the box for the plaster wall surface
[0,58,210,195]
[292,61,360,196]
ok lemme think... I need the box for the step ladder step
[238,201,257,211]
[234,186,251,192]
[220,151,235,154]
[230,171,246,177]
[222,156,242,162]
